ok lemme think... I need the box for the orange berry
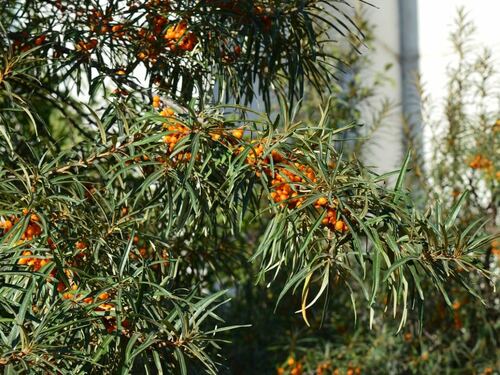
[18,251,32,265]
[0,219,13,231]
[211,133,221,141]
[98,292,110,300]
[160,107,174,117]
[316,197,327,206]
[97,303,114,311]
[232,129,244,139]
[112,24,124,33]
[75,241,87,250]
[34,34,46,46]
[335,220,346,232]
[287,357,295,366]
[62,292,73,300]
[25,225,34,237]
[57,282,66,292]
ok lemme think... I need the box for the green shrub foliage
[0,1,495,373]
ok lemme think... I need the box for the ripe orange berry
[34,34,46,46]
[62,292,73,300]
[98,292,110,300]
[18,251,32,265]
[334,220,346,232]
[316,197,327,206]
[97,303,114,311]
[287,357,295,366]
[75,241,87,250]
[232,129,244,139]
[25,225,34,237]
[57,281,66,292]
[0,219,13,231]
[111,24,124,33]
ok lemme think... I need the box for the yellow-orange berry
[98,292,110,300]
[75,241,87,250]
[232,129,244,139]
[0,219,13,231]
[316,197,327,206]
[335,220,346,232]
[62,292,73,300]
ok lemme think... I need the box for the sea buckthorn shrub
[223,8,499,374]
[1,0,346,110]
[399,9,499,373]
[0,1,496,374]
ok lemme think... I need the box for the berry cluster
[277,356,303,375]
[162,120,189,152]
[17,250,50,271]
[0,210,52,271]
[10,32,47,53]
[152,96,195,162]
[236,139,350,233]
[316,199,348,233]
[269,166,308,209]
[492,239,499,257]
[469,154,492,171]
[76,38,98,52]
[164,21,198,52]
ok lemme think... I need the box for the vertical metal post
[398,0,422,144]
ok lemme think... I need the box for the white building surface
[363,0,500,173]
